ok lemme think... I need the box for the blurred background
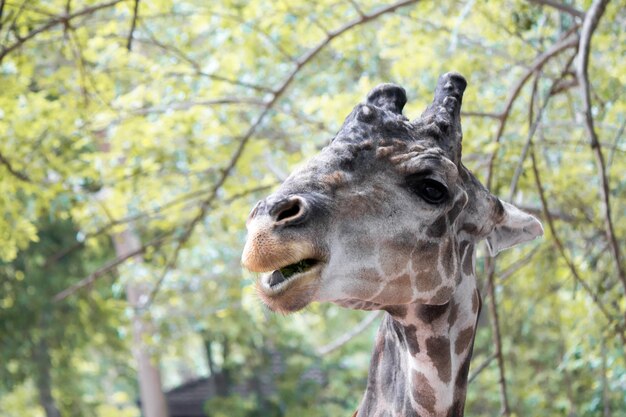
[0,0,624,416]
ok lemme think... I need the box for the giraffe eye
[409,178,448,204]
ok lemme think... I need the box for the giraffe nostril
[276,204,300,221]
[272,197,307,225]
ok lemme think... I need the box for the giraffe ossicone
[242,72,542,417]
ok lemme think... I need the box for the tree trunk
[33,337,62,417]
[113,228,170,417]
[95,131,169,417]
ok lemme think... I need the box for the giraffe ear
[485,200,543,256]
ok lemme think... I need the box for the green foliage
[0,0,625,416]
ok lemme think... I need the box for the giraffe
[241,72,543,417]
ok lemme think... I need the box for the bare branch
[208,10,295,62]
[485,30,579,189]
[0,149,31,182]
[529,143,626,342]
[126,0,139,51]
[45,183,276,269]
[601,339,612,417]
[0,0,5,32]
[468,352,497,383]
[515,204,576,222]
[449,0,476,52]
[462,111,503,119]
[317,311,381,356]
[508,52,577,200]
[575,0,626,291]
[2,0,26,45]
[508,69,542,200]
[498,245,542,282]
[53,233,173,302]
[527,0,585,19]
[479,44,584,413]
[485,258,511,416]
[129,97,266,115]
[139,0,422,309]
[607,119,625,169]
[600,120,626,168]
[134,31,274,93]
[347,0,365,17]
[0,0,127,63]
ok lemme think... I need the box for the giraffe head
[242,73,542,314]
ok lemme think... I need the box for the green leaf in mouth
[279,259,317,279]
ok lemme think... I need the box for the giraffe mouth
[260,258,321,294]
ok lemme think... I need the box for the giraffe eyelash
[405,174,449,205]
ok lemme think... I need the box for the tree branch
[575,0,626,292]
[0,0,5,33]
[208,10,295,62]
[527,0,585,19]
[0,0,127,63]
[529,143,626,345]
[607,119,625,169]
[498,245,542,282]
[126,0,139,51]
[515,204,576,222]
[485,258,511,416]
[468,352,497,383]
[138,0,422,309]
[45,183,275,270]
[129,97,265,115]
[508,51,577,200]
[0,149,31,182]
[135,31,275,93]
[461,111,503,119]
[53,233,173,302]
[485,30,579,189]
[317,311,381,356]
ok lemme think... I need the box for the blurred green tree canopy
[0,0,624,416]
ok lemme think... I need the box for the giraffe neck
[357,248,481,417]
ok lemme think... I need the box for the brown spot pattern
[412,241,441,291]
[380,234,415,276]
[412,370,436,413]
[384,304,407,318]
[426,336,451,383]
[430,286,453,304]
[455,326,475,355]
[455,353,472,389]
[343,268,379,299]
[472,290,480,314]
[416,303,449,323]
[447,301,459,327]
